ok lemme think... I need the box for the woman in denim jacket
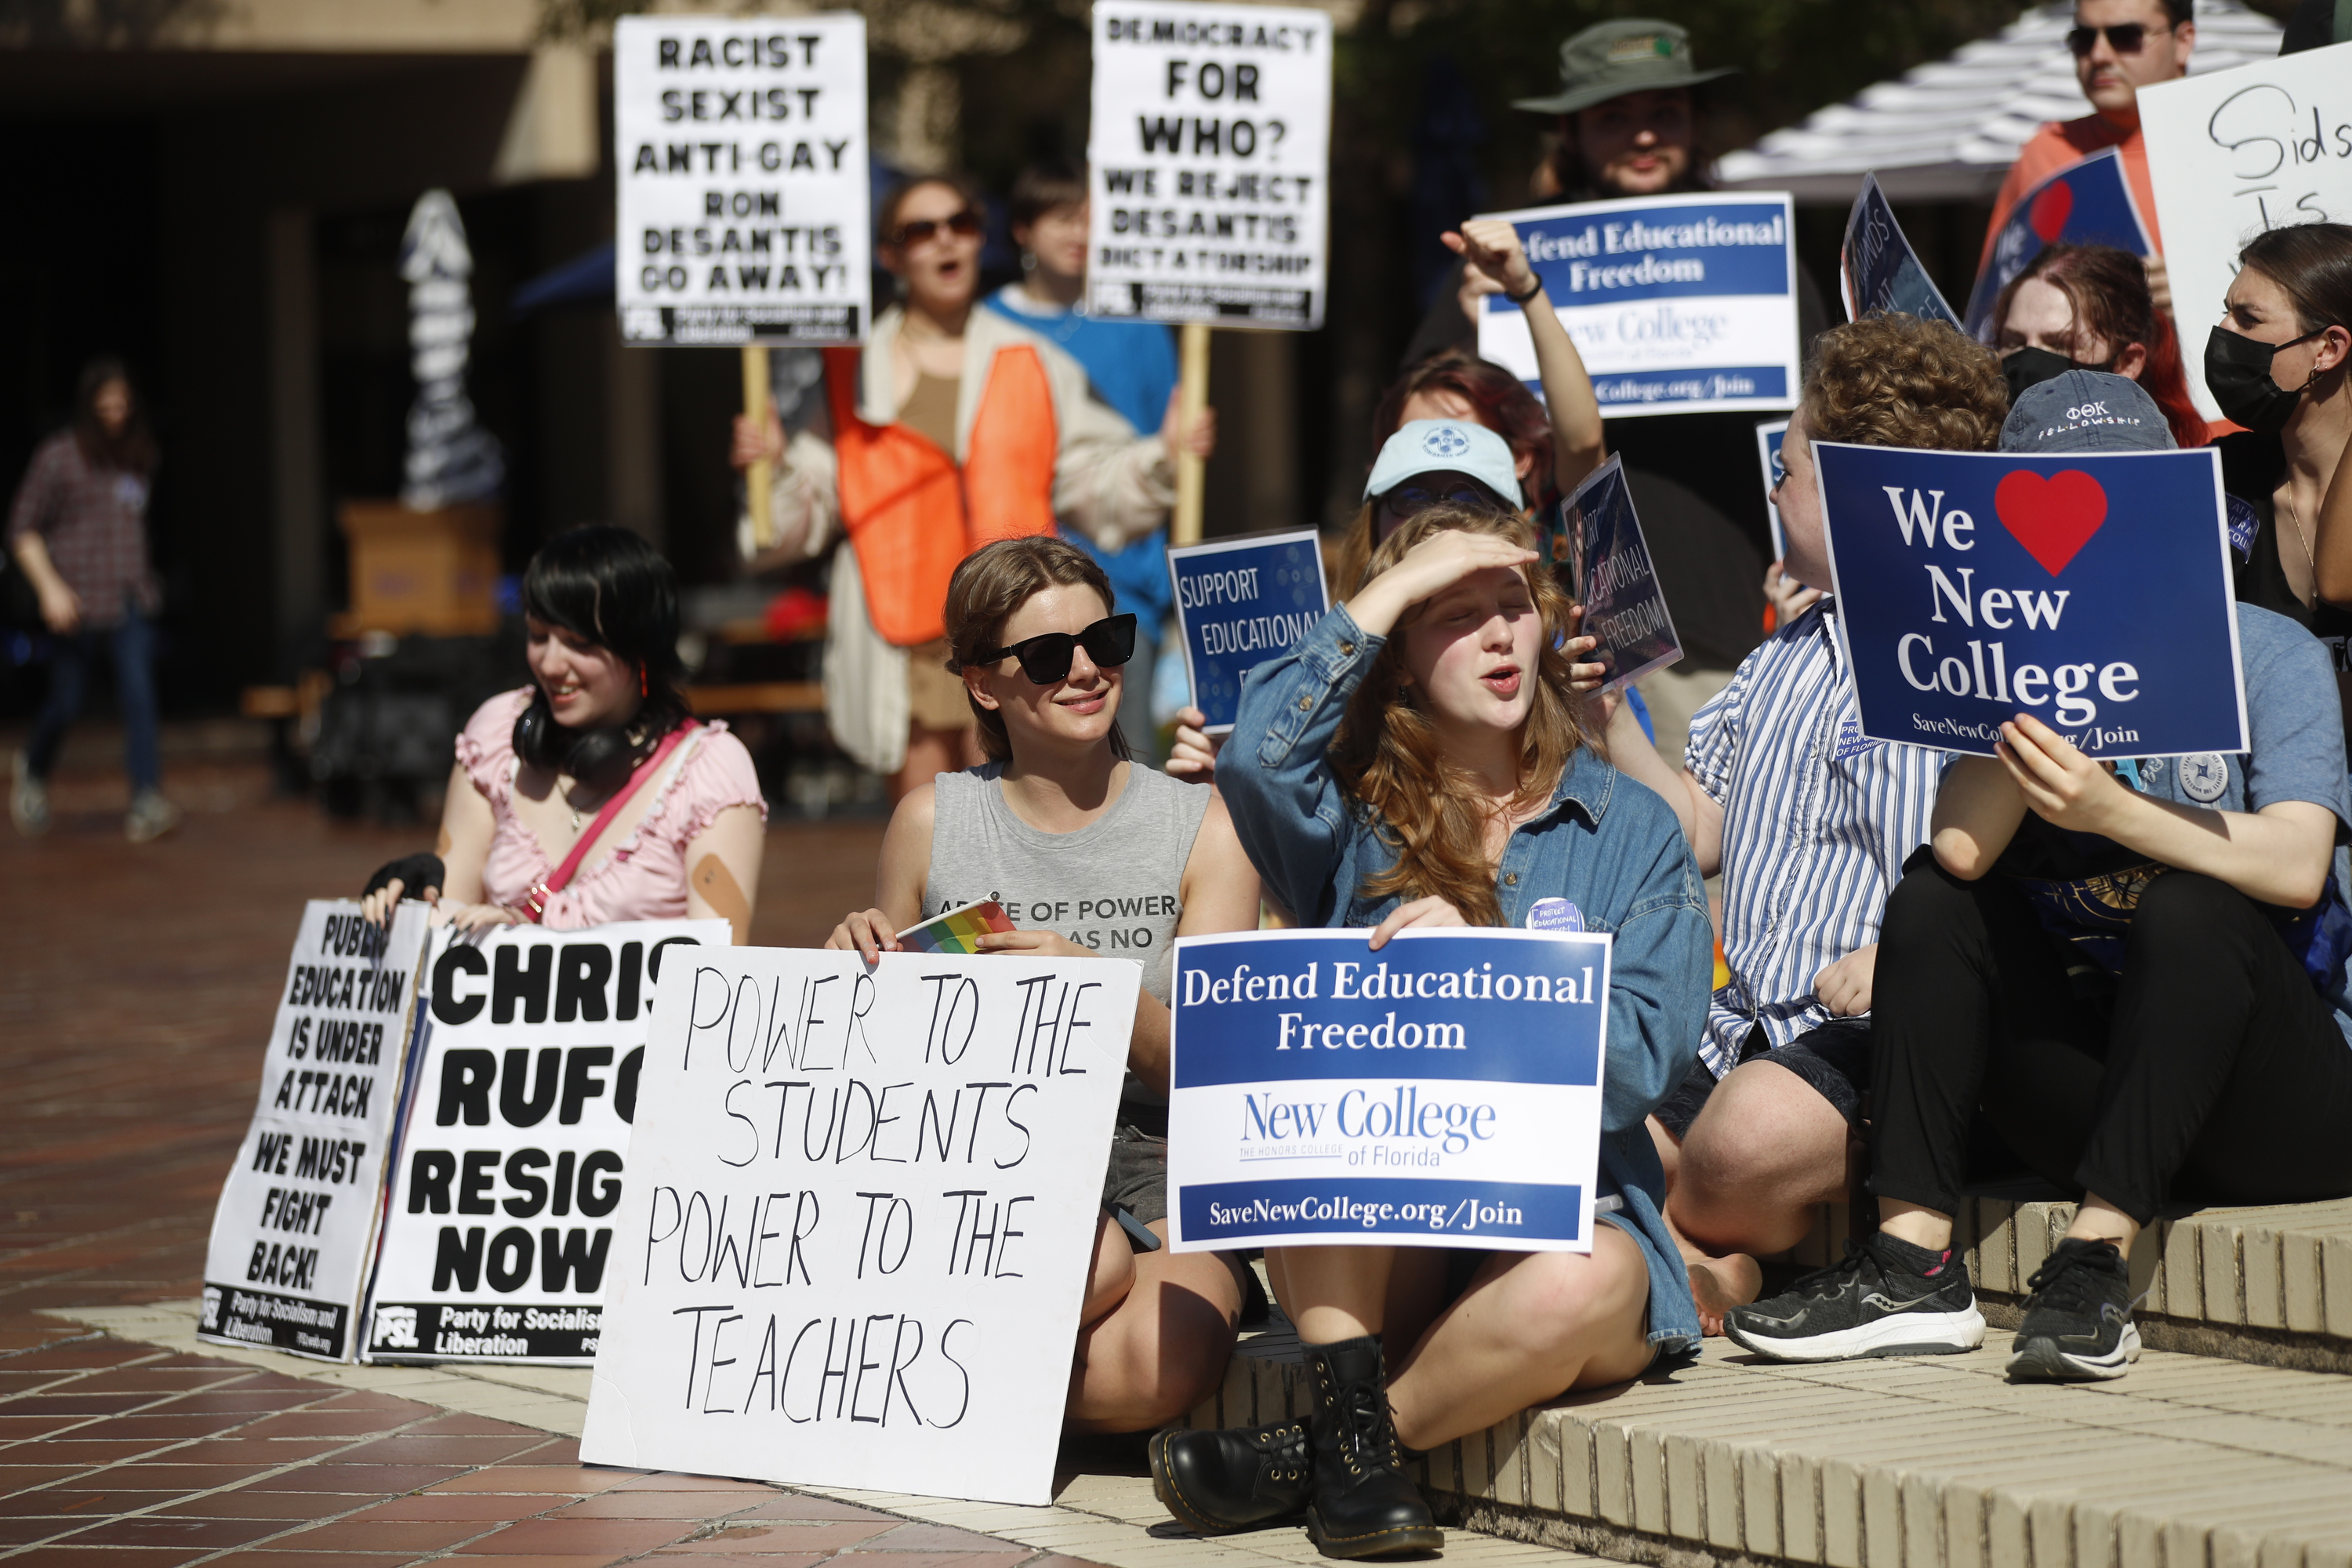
[1150,506,1711,1559]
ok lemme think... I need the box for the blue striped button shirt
[1683,599,1947,1077]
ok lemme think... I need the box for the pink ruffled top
[455,688,767,930]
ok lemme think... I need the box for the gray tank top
[925,761,1208,1010]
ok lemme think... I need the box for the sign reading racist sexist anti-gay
[1476,191,1800,419]
[200,902,431,1361]
[1168,528,1330,734]
[613,13,870,346]
[1086,0,1332,328]
[579,946,1134,1506]
[1166,929,1612,1254]
[1817,441,2246,760]
[364,921,724,1365]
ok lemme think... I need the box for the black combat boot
[1302,1336,1443,1559]
[1149,1416,1312,1535]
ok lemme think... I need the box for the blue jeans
[27,597,159,794]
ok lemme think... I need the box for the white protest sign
[614,13,870,346]
[579,947,1135,1505]
[1087,0,1330,328]
[363,920,725,1365]
[2141,40,2352,420]
[200,902,430,1362]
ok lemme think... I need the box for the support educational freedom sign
[200,902,430,1361]
[1963,149,2151,337]
[365,921,724,1365]
[1478,191,1800,418]
[614,14,870,345]
[1817,442,2246,758]
[1167,930,1610,1254]
[1563,456,1682,694]
[2142,40,2352,422]
[579,948,1134,1505]
[1086,0,1330,327]
[1169,528,1329,733]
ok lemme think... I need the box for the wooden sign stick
[1172,322,1210,546]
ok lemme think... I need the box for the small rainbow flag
[896,899,1015,955]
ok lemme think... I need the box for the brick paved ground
[0,739,1049,1566]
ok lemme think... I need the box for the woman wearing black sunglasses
[825,536,1264,1434]
[733,175,1214,804]
[1977,0,2193,315]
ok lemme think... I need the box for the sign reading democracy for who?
[1817,440,2246,760]
[1086,0,1331,328]
[1563,456,1682,695]
[1477,191,1799,419]
[1166,929,1611,1254]
[1168,528,1329,734]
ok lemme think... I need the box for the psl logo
[372,1305,419,1351]
[199,1287,222,1330]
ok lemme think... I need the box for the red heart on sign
[1994,469,2107,575]
[2027,179,2074,242]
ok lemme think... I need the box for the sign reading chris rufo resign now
[1165,928,1611,1254]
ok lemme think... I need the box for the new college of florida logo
[1421,425,1472,459]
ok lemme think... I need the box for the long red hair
[1991,244,2205,448]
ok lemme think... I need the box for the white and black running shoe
[1724,1236,1986,1363]
[2006,1237,2140,1381]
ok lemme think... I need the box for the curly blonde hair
[1327,505,1591,927]
[1801,314,2007,452]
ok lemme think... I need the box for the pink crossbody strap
[518,722,699,924]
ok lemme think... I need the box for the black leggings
[1868,850,2352,1225]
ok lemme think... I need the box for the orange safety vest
[825,342,1059,648]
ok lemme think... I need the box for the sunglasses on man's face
[1374,481,1512,540]
[2065,20,2170,55]
[890,209,983,248]
[975,613,1137,685]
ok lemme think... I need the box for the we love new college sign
[1817,442,2246,760]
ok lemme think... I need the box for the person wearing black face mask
[2202,223,2352,747]
[1987,244,2206,448]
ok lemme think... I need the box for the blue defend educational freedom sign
[1841,174,1962,330]
[1964,149,2151,337]
[1563,456,1682,694]
[1817,441,2246,760]
[1166,928,1612,1254]
[1476,191,1800,419]
[1168,528,1330,735]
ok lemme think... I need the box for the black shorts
[1103,1121,1169,1225]
[1652,1017,1875,1140]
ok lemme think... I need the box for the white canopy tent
[1715,0,2285,204]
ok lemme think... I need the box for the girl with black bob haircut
[361,525,768,940]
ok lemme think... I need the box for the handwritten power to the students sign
[1169,529,1330,734]
[365,921,724,1365]
[1087,1,1331,328]
[579,948,1135,1505]
[613,13,870,346]
[1167,929,1610,1254]
[1478,191,1799,418]
[201,902,430,1361]
[1817,441,2246,759]
[1563,456,1682,695]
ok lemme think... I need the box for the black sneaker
[1724,1236,1986,1362]
[2007,1237,2140,1382]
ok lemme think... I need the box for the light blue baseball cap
[1363,419,1526,510]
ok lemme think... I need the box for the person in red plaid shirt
[8,358,177,842]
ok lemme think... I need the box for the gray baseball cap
[1999,371,2176,454]
[1512,20,1737,117]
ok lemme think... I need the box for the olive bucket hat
[1512,19,1737,115]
